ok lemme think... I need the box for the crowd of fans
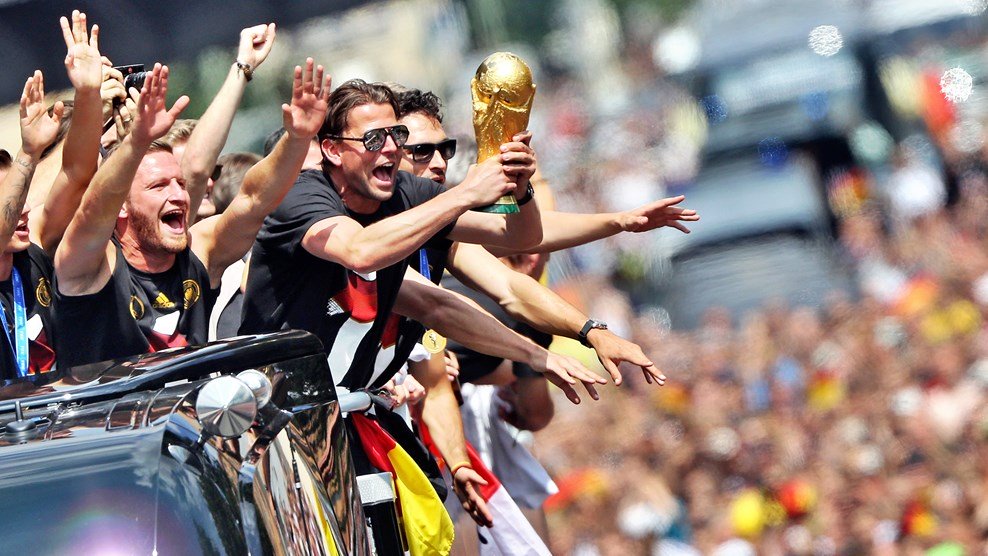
[531,85,988,556]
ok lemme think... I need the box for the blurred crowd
[532,84,988,556]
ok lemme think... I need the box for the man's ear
[118,203,129,220]
[321,138,342,168]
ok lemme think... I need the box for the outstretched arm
[487,195,698,256]
[182,23,276,222]
[56,64,189,296]
[191,58,328,287]
[301,155,518,274]
[35,10,104,254]
[448,241,666,385]
[1,73,63,246]
[394,268,607,404]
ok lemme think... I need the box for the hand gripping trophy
[471,52,536,214]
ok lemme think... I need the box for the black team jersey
[0,244,58,381]
[54,243,217,368]
[240,169,454,390]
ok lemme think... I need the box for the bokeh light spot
[940,67,973,103]
[808,25,843,57]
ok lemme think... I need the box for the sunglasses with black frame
[402,138,457,163]
[325,125,409,152]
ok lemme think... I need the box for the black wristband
[516,183,535,206]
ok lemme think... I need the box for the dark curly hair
[394,88,444,123]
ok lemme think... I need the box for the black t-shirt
[55,243,218,368]
[239,169,454,390]
[0,245,58,381]
[372,241,453,381]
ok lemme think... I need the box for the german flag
[351,413,454,555]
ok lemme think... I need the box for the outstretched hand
[238,23,276,70]
[586,328,667,387]
[59,10,102,92]
[19,71,63,159]
[534,351,607,404]
[282,58,331,140]
[129,64,189,147]
[618,195,699,234]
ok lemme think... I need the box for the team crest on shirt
[35,277,52,308]
[130,295,145,319]
[183,279,201,309]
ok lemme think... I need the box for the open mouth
[371,162,396,185]
[13,220,28,238]
[160,209,186,233]
[430,172,446,185]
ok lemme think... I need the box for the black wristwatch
[516,183,535,206]
[578,319,608,347]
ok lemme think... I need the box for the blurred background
[3,0,988,553]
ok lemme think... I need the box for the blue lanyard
[418,249,431,282]
[0,267,29,378]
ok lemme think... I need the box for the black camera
[114,64,148,97]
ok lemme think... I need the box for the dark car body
[0,331,370,556]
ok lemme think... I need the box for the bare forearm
[499,196,542,249]
[416,286,544,366]
[183,64,248,215]
[413,357,469,466]
[240,134,308,217]
[502,271,586,337]
[72,135,146,244]
[0,153,36,243]
[60,88,101,184]
[38,88,101,253]
[342,191,470,273]
[489,210,619,256]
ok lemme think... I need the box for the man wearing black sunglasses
[241,79,610,528]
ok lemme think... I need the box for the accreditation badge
[422,329,446,354]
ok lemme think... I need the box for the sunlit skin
[321,102,402,213]
[115,150,190,273]
[171,140,216,220]
[397,112,450,185]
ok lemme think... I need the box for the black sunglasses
[403,139,457,163]
[326,125,409,152]
[210,164,223,182]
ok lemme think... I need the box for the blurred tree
[459,0,554,48]
[607,0,695,22]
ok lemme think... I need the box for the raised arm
[191,58,328,287]
[55,64,189,296]
[182,23,276,222]
[394,268,607,404]
[35,10,105,254]
[487,195,699,256]
[301,156,516,274]
[1,73,63,245]
[448,241,666,386]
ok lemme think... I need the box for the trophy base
[473,195,519,214]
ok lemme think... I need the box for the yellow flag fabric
[351,413,455,556]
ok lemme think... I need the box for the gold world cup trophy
[471,52,536,214]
